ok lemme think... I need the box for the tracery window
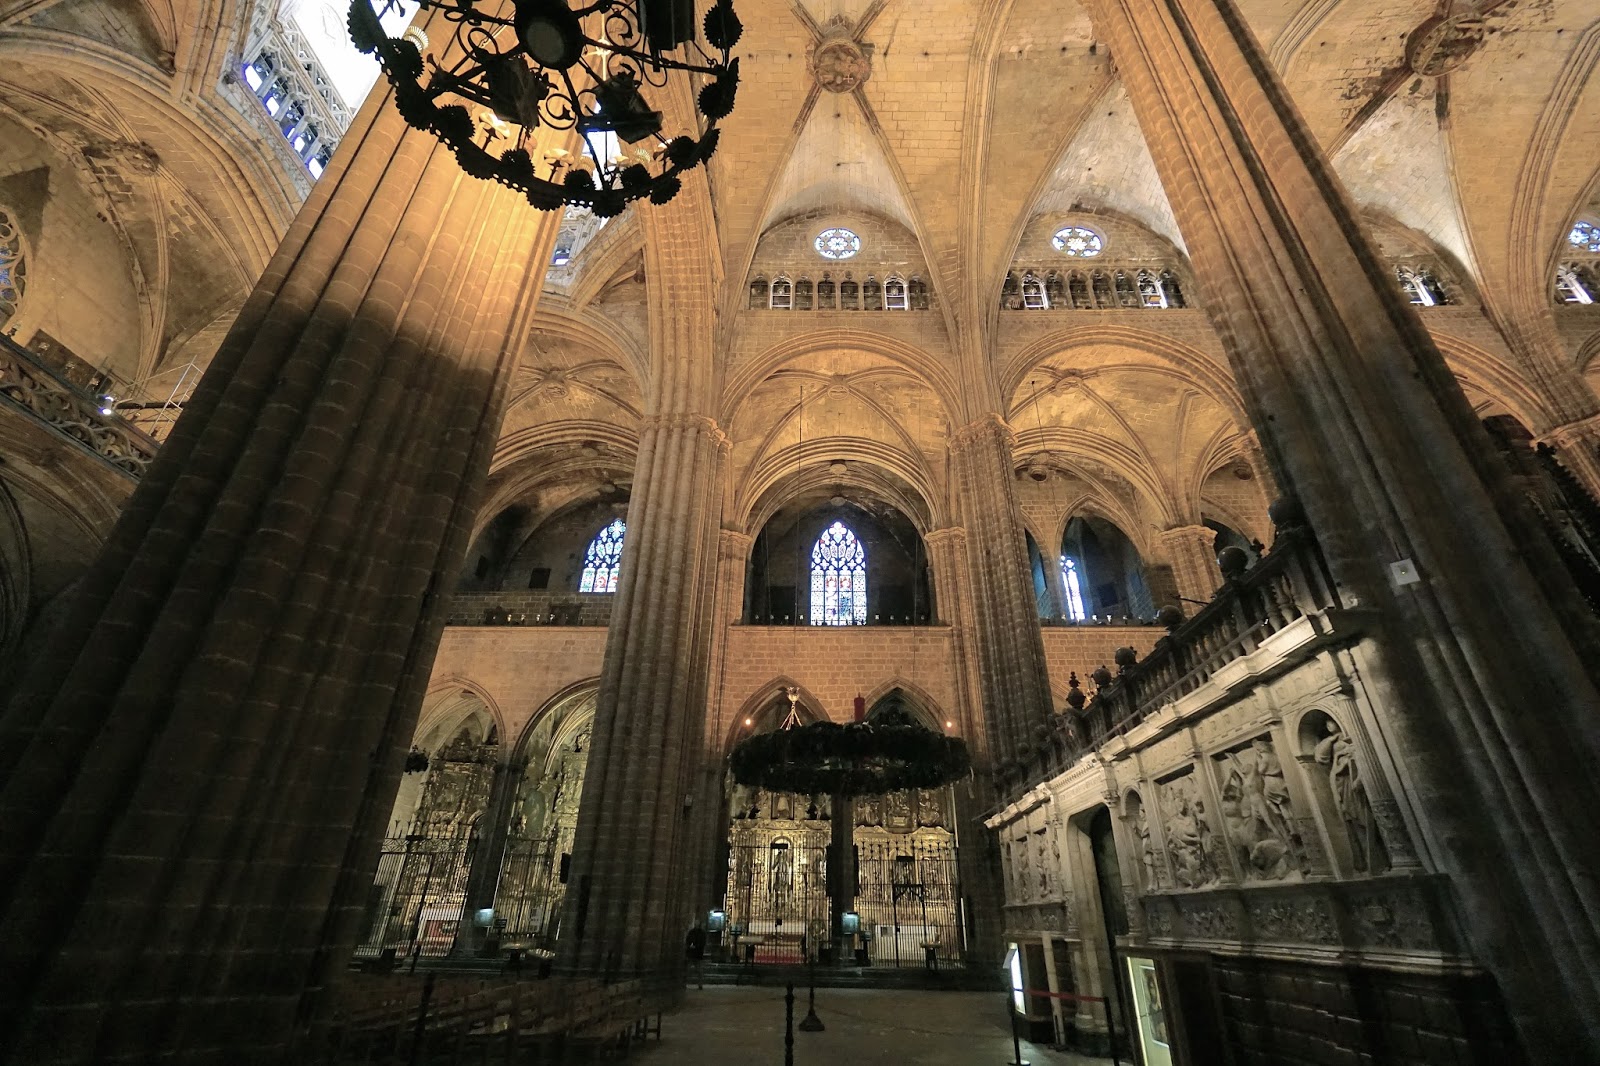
[1570,220,1600,254]
[817,274,836,309]
[840,277,860,310]
[1052,226,1104,257]
[771,275,793,310]
[1021,272,1049,309]
[750,275,770,308]
[863,275,883,310]
[816,228,861,259]
[884,274,908,310]
[1137,270,1166,308]
[795,277,814,310]
[1556,266,1596,305]
[579,519,626,593]
[1396,266,1448,307]
[0,207,26,326]
[1060,556,1087,622]
[909,277,929,310]
[810,521,867,625]
[1114,271,1140,308]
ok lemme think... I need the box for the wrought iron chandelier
[348,0,741,215]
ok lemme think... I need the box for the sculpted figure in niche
[1016,835,1034,901]
[1134,802,1159,891]
[1219,738,1303,880]
[1036,832,1050,897]
[1314,720,1390,874]
[886,789,914,832]
[1165,793,1218,888]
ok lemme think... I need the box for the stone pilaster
[0,20,562,1059]
[1156,524,1221,607]
[557,414,726,982]
[947,416,1054,768]
[1084,0,1600,1053]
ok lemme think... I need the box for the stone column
[1155,524,1221,607]
[684,527,751,939]
[828,793,856,959]
[947,416,1054,767]
[0,19,563,1059]
[925,525,1006,964]
[556,414,726,982]
[1083,0,1600,1053]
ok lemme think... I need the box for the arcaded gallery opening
[1,0,1599,1060]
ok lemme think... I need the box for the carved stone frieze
[1246,894,1337,945]
[1131,875,1462,963]
[0,340,156,478]
[1002,900,1072,936]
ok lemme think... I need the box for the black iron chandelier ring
[349,0,741,214]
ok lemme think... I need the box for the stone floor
[635,986,1119,1065]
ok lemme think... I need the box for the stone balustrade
[1002,521,1343,789]
[0,333,158,479]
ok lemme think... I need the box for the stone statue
[1315,721,1388,873]
[1135,804,1159,891]
[1165,794,1216,888]
[1219,739,1301,880]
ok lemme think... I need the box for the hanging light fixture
[348,0,742,215]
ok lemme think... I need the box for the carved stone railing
[444,590,616,628]
[1001,515,1342,789]
[0,334,158,478]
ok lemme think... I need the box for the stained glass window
[810,521,867,625]
[1060,555,1087,622]
[579,518,626,593]
[0,207,26,326]
[1052,226,1103,258]
[815,228,861,260]
[1569,221,1600,254]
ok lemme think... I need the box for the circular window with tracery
[1570,220,1600,254]
[1052,226,1103,257]
[815,228,861,260]
[0,207,27,326]
[1049,225,1100,256]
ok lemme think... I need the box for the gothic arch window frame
[884,273,908,311]
[771,274,793,310]
[1021,271,1049,310]
[750,274,771,309]
[816,273,837,309]
[0,205,28,327]
[1556,264,1596,305]
[795,276,814,310]
[810,520,867,626]
[579,518,626,593]
[1136,269,1167,309]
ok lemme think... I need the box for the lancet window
[810,521,867,626]
[884,274,908,310]
[770,275,793,310]
[1556,265,1596,304]
[1396,265,1448,307]
[1060,556,1087,622]
[579,519,626,593]
[1021,272,1049,309]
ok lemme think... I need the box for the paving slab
[635,986,1117,1065]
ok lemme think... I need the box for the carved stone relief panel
[1302,711,1391,875]
[1245,893,1338,946]
[1212,734,1307,882]
[1155,769,1222,889]
[1035,829,1051,899]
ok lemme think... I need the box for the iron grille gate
[854,836,963,967]
[493,830,568,953]
[725,828,830,963]
[355,829,475,960]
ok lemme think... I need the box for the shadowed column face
[557,414,726,982]
[1081,0,1600,1055]
[0,38,564,1062]
[948,416,1054,770]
